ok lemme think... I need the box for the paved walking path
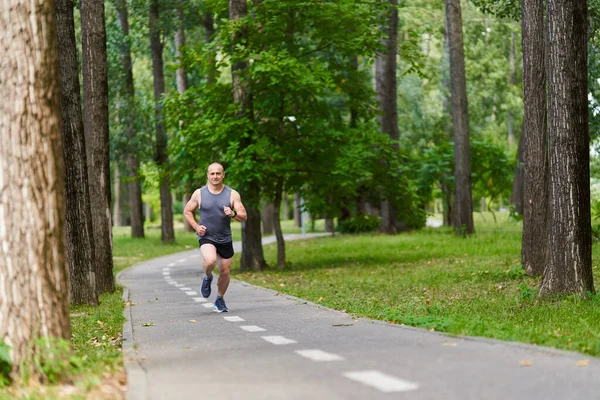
[118,233,600,400]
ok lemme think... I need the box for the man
[183,163,247,312]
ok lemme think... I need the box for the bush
[0,340,11,387]
[337,214,381,234]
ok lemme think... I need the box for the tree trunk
[175,8,188,95]
[445,0,474,236]
[510,126,525,215]
[540,0,594,295]
[55,0,98,305]
[0,0,71,378]
[81,0,115,293]
[240,187,268,272]
[115,0,144,238]
[521,0,548,276]
[273,181,286,269]
[261,203,275,235]
[203,10,217,83]
[376,0,399,234]
[282,192,289,220]
[150,0,175,244]
[113,164,122,226]
[294,192,301,227]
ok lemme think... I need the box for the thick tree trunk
[55,0,98,305]
[540,0,594,295]
[0,0,71,378]
[240,186,268,272]
[261,203,275,235]
[445,0,474,235]
[113,164,122,226]
[150,0,175,244]
[521,0,548,276]
[115,0,144,238]
[510,128,525,215]
[175,9,188,94]
[376,0,399,234]
[81,0,115,293]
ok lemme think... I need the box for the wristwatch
[231,210,238,218]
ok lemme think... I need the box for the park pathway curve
[118,233,600,400]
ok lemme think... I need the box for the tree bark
[521,0,548,276]
[273,180,286,269]
[150,0,175,244]
[261,203,275,235]
[376,0,399,234]
[115,0,144,238]
[508,31,516,147]
[81,0,115,293]
[445,0,474,235]
[113,164,122,226]
[175,8,188,95]
[55,0,98,305]
[540,0,594,295]
[294,192,301,227]
[0,0,71,378]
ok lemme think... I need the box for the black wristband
[232,210,237,218]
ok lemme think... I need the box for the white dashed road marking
[168,282,177,285]
[175,284,185,287]
[190,254,199,259]
[163,272,170,276]
[223,316,245,322]
[261,336,297,345]
[185,291,198,296]
[162,268,170,271]
[168,263,176,267]
[202,303,214,308]
[193,297,207,303]
[177,258,187,263]
[179,287,192,291]
[343,370,419,393]
[240,325,266,332]
[295,349,344,362]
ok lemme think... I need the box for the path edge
[120,286,148,400]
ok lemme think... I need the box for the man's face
[207,165,224,185]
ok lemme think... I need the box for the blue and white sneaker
[213,297,229,313]
[201,274,213,298]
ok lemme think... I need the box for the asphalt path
[118,233,600,400]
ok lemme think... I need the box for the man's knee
[203,257,217,269]
[219,262,231,276]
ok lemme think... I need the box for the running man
[183,163,247,312]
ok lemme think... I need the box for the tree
[115,0,145,238]
[81,0,115,293]
[0,0,71,378]
[229,0,267,271]
[520,0,548,276]
[376,0,401,234]
[445,0,474,235]
[150,0,175,244]
[55,0,98,305]
[540,0,594,294]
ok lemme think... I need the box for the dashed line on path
[167,281,177,285]
[162,268,170,271]
[261,336,297,345]
[163,272,170,276]
[223,316,245,322]
[192,297,207,303]
[202,303,214,308]
[175,284,185,287]
[177,258,187,263]
[179,287,192,291]
[240,325,266,332]
[185,291,198,296]
[343,370,419,393]
[190,254,199,259]
[295,349,344,362]
[168,263,176,267]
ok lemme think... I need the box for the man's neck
[207,183,224,193]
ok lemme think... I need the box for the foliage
[30,338,83,384]
[470,0,521,20]
[0,340,11,388]
[337,214,382,234]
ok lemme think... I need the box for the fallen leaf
[576,360,590,366]
[318,296,324,301]
[279,283,285,287]
[519,360,532,367]
[332,324,354,327]
[189,320,197,323]
[442,342,457,347]
[142,322,156,327]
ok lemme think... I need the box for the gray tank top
[198,185,232,244]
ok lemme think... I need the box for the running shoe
[201,274,213,298]
[213,297,229,313]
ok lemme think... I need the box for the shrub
[337,214,381,234]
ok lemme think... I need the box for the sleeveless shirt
[198,185,232,244]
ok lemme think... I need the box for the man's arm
[184,189,207,236]
[225,190,247,222]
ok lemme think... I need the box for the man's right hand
[197,225,207,237]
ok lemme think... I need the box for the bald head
[207,162,224,173]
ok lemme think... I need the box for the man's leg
[200,244,218,297]
[216,257,232,297]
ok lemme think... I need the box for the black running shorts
[198,237,235,259]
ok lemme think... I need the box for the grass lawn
[235,212,600,357]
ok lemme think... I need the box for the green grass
[234,212,600,357]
